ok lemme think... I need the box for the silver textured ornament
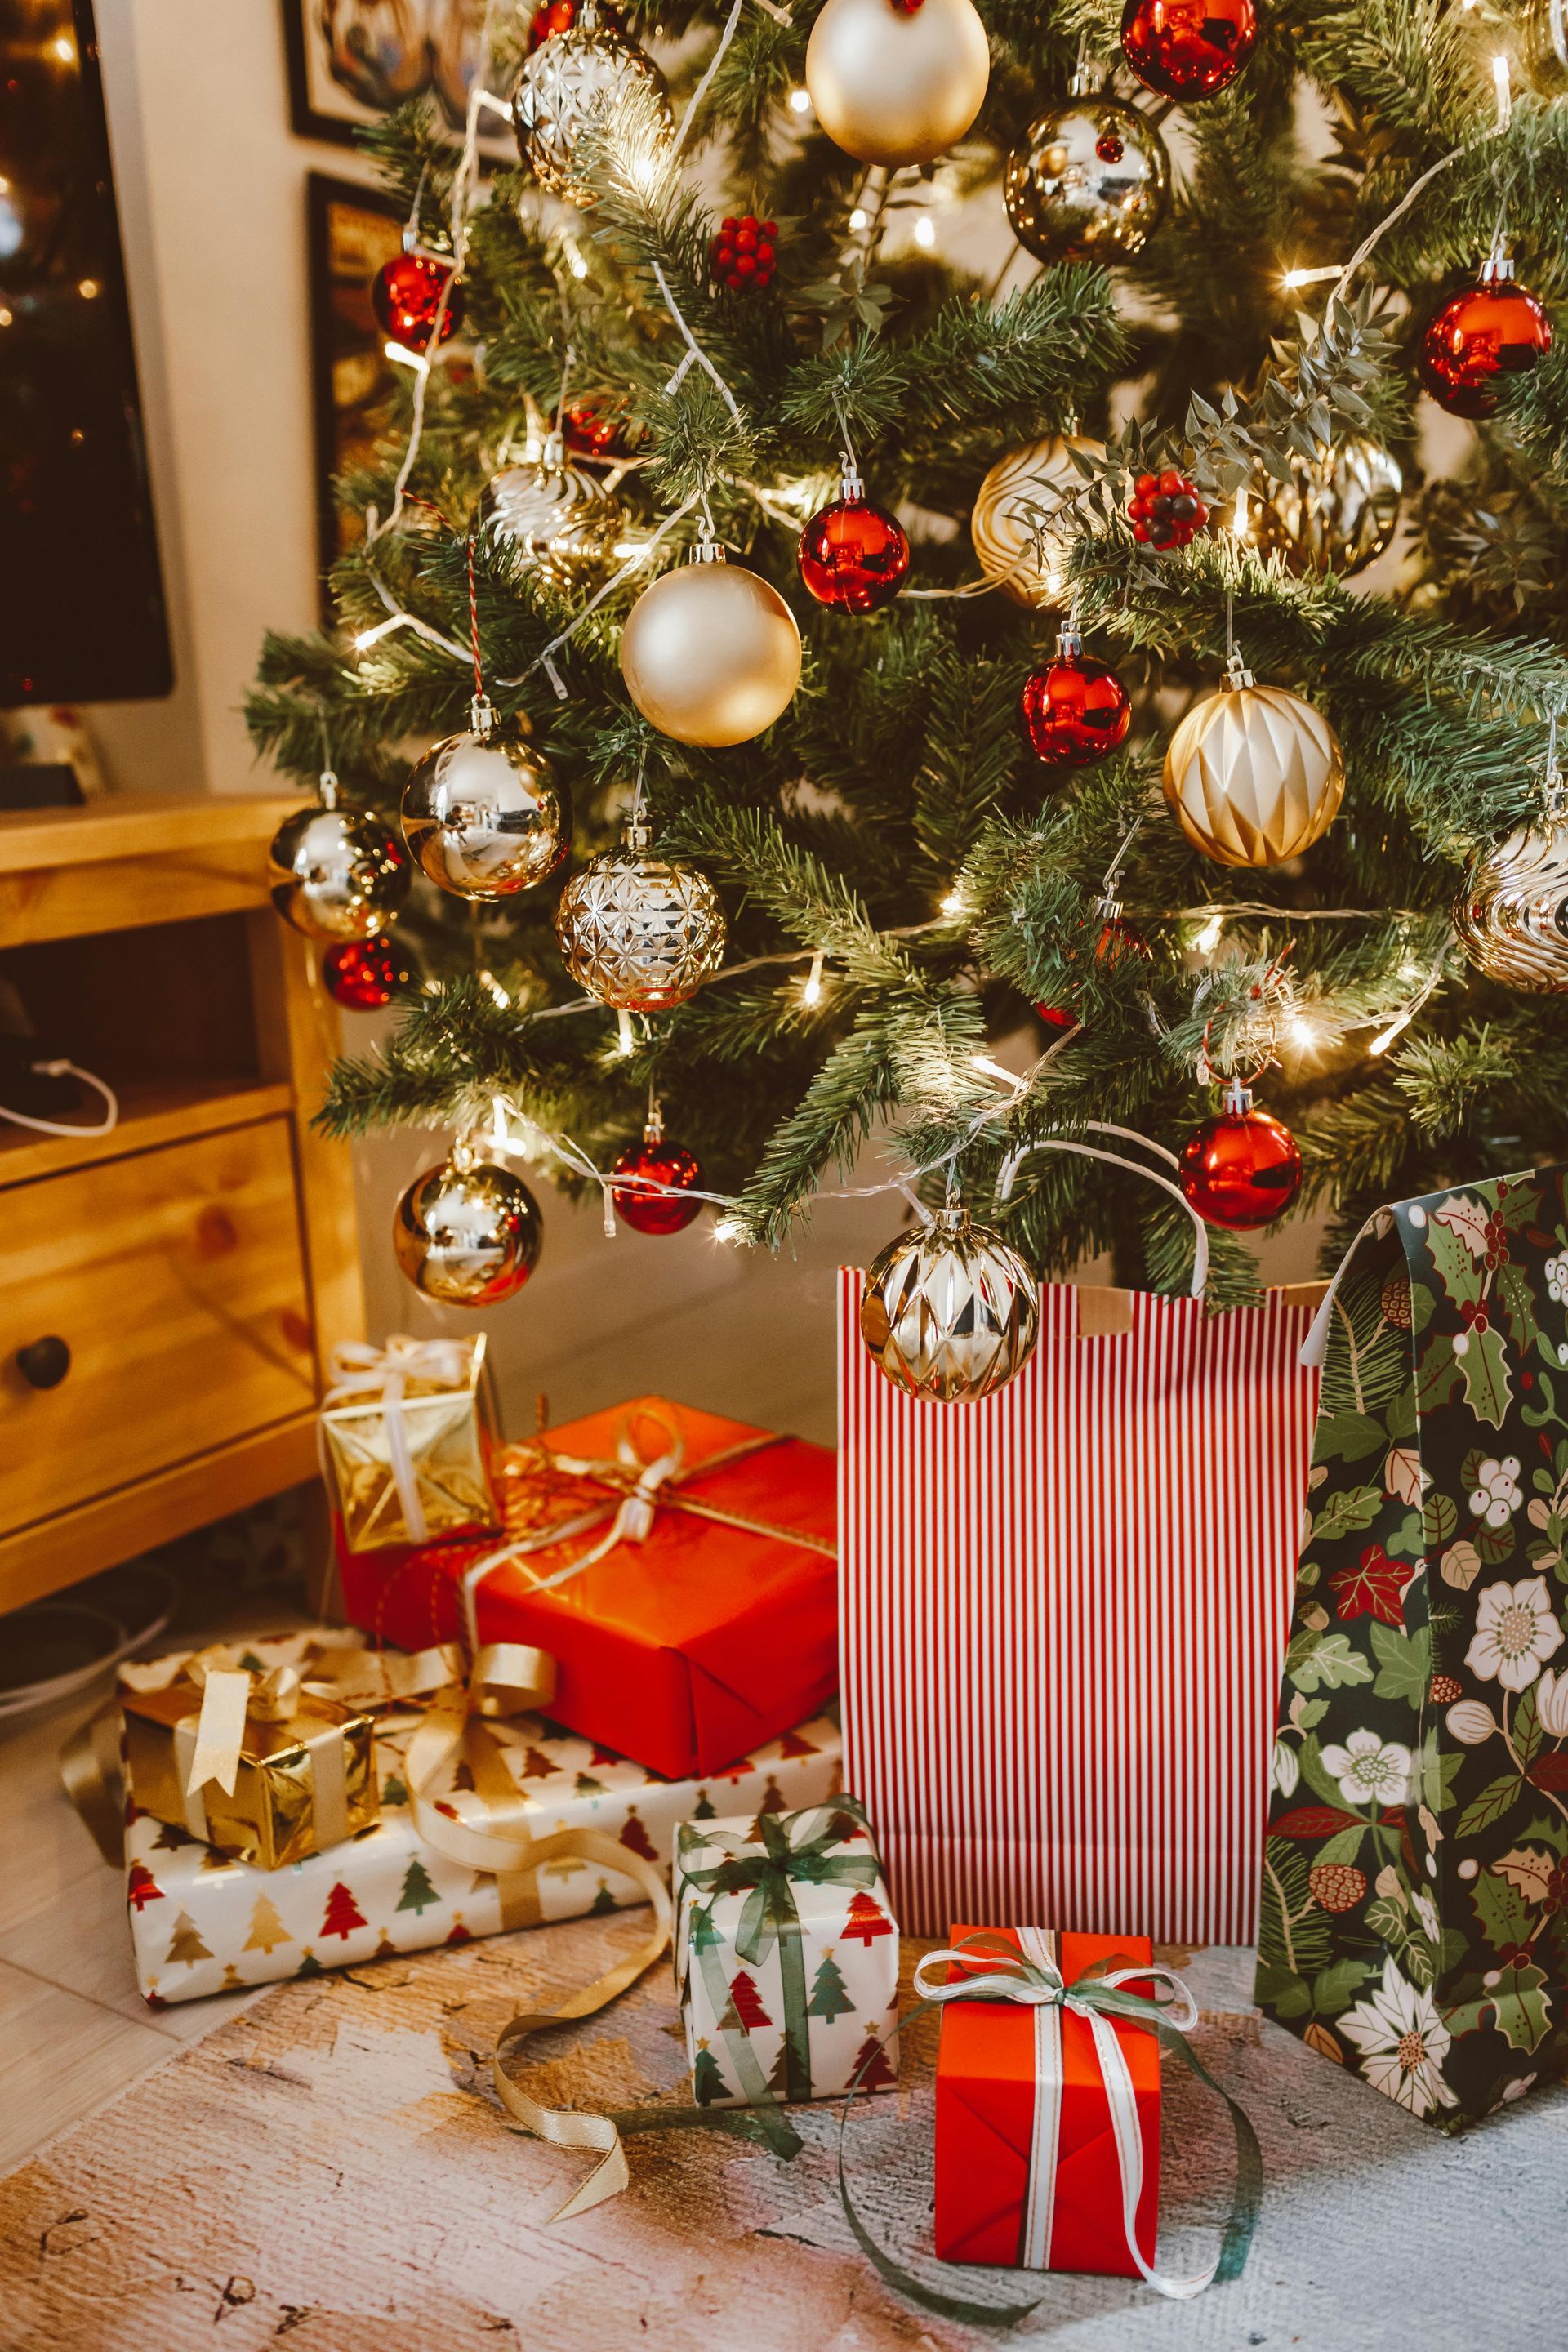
[554,817,726,1011]
[1250,437,1402,578]
[482,434,625,599]
[510,1,670,208]
[1004,90,1169,267]
[1455,812,1568,992]
[400,698,570,900]
[970,434,1102,609]
[859,1209,1040,1401]
[268,791,410,940]
[393,1144,544,1307]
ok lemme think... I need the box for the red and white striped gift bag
[838,1272,1321,1944]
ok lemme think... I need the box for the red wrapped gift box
[933,1925,1160,2276]
[336,1396,837,1781]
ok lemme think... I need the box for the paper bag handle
[996,1121,1210,1303]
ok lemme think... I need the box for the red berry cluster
[1128,468,1209,550]
[710,215,777,291]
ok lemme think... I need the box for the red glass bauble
[528,0,577,46]
[371,252,464,354]
[1418,276,1553,419]
[1096,913,1152,971]
[322,936,411,1010]
[611,1135,705,1234]
[1034,1000,1080,1034]
[1120,0,1256,99]
[1020,653,1130,767]
[1128,467,1209,550]
[1179,1104,1303,1229]
[798,493,911,613]
[561,397,637,461]
[710,214,779,292]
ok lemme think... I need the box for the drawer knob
[16,1336,71,1390]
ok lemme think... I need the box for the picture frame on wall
[281,0,514,161]
[305,172,405,613]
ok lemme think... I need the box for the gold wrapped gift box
[122,1677,378,1871]
[320,1334,501,1553]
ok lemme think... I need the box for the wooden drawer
[0,1119,318,1535]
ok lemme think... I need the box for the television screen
[0,0,172,704]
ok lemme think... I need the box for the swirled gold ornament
[482,437,625,599]
[1454,817,1568,991]
[970,434,1102,609]
[859,1209,1040,1401]
[1249,437,1402,578]
[1163,653,1344,868]
[804,0,991,169]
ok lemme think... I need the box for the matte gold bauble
[393,1149,544,1307]
[510,2,670,207]
[1454,817,1568,991]
[619,550,801,746]
[1250,437,1402,578]
[970,434,1101,609]
[268,799,410,940]
[555,818,727,1010]
[1004,91,1169,266]
[1162,653,1344,868]
[400,702,570,900]
[860,1209,1040,1401]
[804,0,991,168]
[482,438,625,599]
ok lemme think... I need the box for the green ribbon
[835,1932,1263,2328]
[677,1799,881,2108]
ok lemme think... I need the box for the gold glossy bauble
[400,707,571,900]
[859,1209,1040,1401]
[1250,437,1402,579]
[510,3,670,207]
[268,802,410,940]
[555,820,727,1010]
[619,553,801,746]
[804,0,991,168]
[1521,0,1568,96]
[970,434,1102,610]
[482,443,625,599]
[1454,819,1568,991]
[1162,662,1345,868]
[1004,92,1169,267]
[393,1152,544,1307]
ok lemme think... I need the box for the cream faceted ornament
[510,0,670,208]
[482,431,624,599]
[392,1139,544,1308]
[970,434,1101,610]
[804,0,991,169]
[1163,649,1345,868]
[555,815,727,1011]
[859,1208,1040,1401]
[619,540,801,747]
[1455,785,1568,991]
[400,697,570,900]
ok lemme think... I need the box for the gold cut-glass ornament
[554,816,727,1011]
[510,0,670,208]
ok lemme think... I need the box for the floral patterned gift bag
[1257,1164,1568,2129]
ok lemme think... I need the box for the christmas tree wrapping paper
[933,1927,1160,2278]
[673,1794,899,2109]
[336,1396,838,1780]
[1257,1165,1568,2130]
[121,1653,378,1871]
[320,1334,501,1552]
[121,1648,842,2007]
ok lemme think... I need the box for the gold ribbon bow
[321,1334,479,1544]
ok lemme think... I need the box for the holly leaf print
[1455,1772,1530,1839]
[1432,1194,1490,1259]
[1454,1320,1512,1429]
[1370,1619,1431,1706]
[1414,1334,1463,1414]
[1311,1485,1384,1544]
[1487,1960,1553,2055]
[1493,1262,1539,1352]
[1285,1631,1376,1693]
[1330,1546,1408,1624]
[1312,1958,1377,2016]
[1470,1869,1537,1952]
[1493,1847,1557,1903]
[1427,1214,1487,1309]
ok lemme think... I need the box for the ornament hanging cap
[1223,1076,1254,1116]
[839,448,865,501]
[1056,619,1084,660]
[690,507,726,565]
[1223,644,1255,691]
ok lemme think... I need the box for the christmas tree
[849,2033,897,2093]
[164,1910,213,1967]
[247,3,1568,1315]
[692,2040,727,2104]
[126,1862,163,1912]
[806,1945,854,2022]
[841,1891,893,1944]
[619,1806,658,1859]
[320,1881,370,1940]
[396,1855,441,1915]
[716,1967,773,2030]
[243,1893,292,1955]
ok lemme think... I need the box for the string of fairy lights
[263,0,1568,1388]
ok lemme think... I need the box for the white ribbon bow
[322,1334,476,1544]
[913,1931,1217,2301]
